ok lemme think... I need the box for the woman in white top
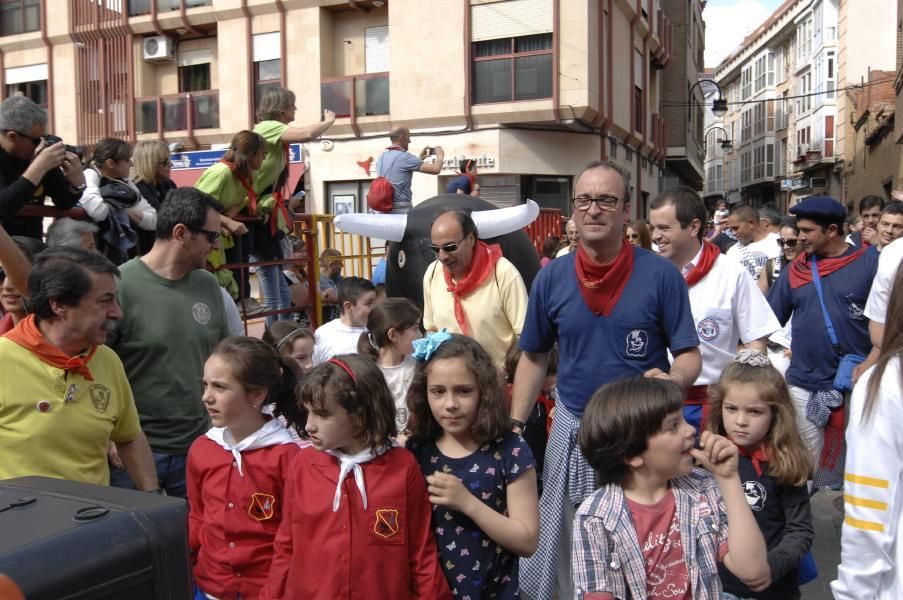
[832,264,903,600]
[80,138,157,233]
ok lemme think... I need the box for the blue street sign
[170,143,303,170]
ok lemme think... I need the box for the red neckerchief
[386,145,404,151]
[684,241,720,287]
[4,314,97,380]
[219,159,257,214]
[574,239,634,316]
[787,247,865,289]
[442,241,502,336]
[735,443,770,477]
[269,143,293,235]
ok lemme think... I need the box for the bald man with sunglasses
[0,96,85,239]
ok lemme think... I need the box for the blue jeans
[254,262,292,326]
[110,451,187,498]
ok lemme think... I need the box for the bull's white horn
[334,212,408,242]
[473,199,540,239]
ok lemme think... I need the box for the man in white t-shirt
[312,276,377,365]
[726,204,782,280]
[555,219,578,258]
[854,236,903,379]
[651,188,780,432]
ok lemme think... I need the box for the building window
[741,108,752,144]
[754,55,766,93]
[1,0,39,36]
[826,51,836,99]
[741,66,752,100]
[824,115,834,157]
[609,137,618,159]
[472,33,553,104]
[5,79,47,108]
[634,48,644,134]
[178,63,210,93]
[255,59,282,112]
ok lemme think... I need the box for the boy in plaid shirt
[571,378,770,599]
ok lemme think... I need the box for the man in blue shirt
[511,160,701,600]
[768,196,878,488]
[375,126,444,214]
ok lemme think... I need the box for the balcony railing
[320,73,389,119]
[128,0,212,16]
[135,90,219,135]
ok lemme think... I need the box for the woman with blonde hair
[250,87,335,324]
[131,140,176,210]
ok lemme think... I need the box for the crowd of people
[0,89,902,600]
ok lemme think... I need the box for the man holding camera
[0,96,85,240]
[375,125,444,214]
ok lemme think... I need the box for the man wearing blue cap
[767,196,878,489]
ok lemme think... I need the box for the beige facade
[1,0,677,217]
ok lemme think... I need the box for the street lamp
[688,79,729,120]
[706,126,732,151]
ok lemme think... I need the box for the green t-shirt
[194,162,249,213]
[110,258,229,454]
[252,120,290,195]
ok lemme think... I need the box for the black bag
[99,177,140,209]
[0,476,191,600]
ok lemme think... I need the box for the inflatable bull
[334,195,541,310]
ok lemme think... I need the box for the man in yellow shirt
[422,209,527,366]
[0,247,157,488]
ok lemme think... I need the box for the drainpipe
[241,0,254,127]
[551,0,560,123]
[40,0,54,132]
[463,0,473,129]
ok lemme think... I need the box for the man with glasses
[108,187,231,497]
[0,96,85,239]
[422,208,527,366]
[512,161,700,600]
[650,187,779,432]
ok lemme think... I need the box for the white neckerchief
[325,446,390,512]
[205,419,294,477]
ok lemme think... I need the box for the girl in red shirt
[187,336,306,600]
[260,354,452,600]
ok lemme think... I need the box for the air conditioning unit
[809,177,827,189]
[143,35,175,62]
[797,143,809,156]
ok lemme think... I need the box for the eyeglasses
[4,129,42,146]
[429,236,467,254]
[778,238,799,248]
[0,267,5,282]
[159,159,173,166]
[572,196,620,212]
[188,226,220,243]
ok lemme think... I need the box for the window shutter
[177,49,212,67]
[5,64,48,84]
[471,0,553,42]
[253,32,281,63]
[365,26,390,73]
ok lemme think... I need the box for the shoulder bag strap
[810,256,842,355]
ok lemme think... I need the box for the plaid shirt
[572,468,729,600]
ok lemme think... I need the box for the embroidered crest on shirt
[192,302,212,325]
[248,492,276,520]
[845,295,864,321]
[373,508,400,539]
[89,384,111,413]
[742,480,767,512]
[696,318,720,341]
[626,329,649,357]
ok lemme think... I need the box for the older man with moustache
[511,161,701,600]
[0,247,157,489]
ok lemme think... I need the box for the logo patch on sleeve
[373,508,400,539]
[248,493,277,521]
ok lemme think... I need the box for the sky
[704,0,787,69]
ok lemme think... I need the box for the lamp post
[705,125,732,151]
[688,79,728,121]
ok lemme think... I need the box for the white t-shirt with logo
[684,251,781,385]
[726,232,782,280]
[864,237,903,324]
[378,355,417,432]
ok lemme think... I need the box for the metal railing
[320,73,389,119]
[135,90,219,135]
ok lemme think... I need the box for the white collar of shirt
[205,419,294,476]
[681,244,706,277]
[326,445,391,512]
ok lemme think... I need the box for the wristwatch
[510,418,526,433]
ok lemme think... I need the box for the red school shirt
[259,446,453,600]
[187,435,300,600]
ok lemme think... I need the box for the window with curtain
[472,33,552,104]
[1,0,40,36]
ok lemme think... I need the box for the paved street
[802,489,843,600]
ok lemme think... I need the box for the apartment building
[0,0,675,217]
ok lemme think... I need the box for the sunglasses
[159,159,173,166]
[4,129,42,146]
[429,236,467,254]
[188,226,220,243]
[778,238,799,248]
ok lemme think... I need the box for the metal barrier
[525,207,563,253]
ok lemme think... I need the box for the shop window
[1,0,39,36]
[472,33,553,104]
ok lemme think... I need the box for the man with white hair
[47,217,98,251]
[556,219,578,257]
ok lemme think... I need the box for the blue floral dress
[410,433,536,599]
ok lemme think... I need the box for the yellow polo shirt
[0,339,142,485]
[422,257,528,366]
